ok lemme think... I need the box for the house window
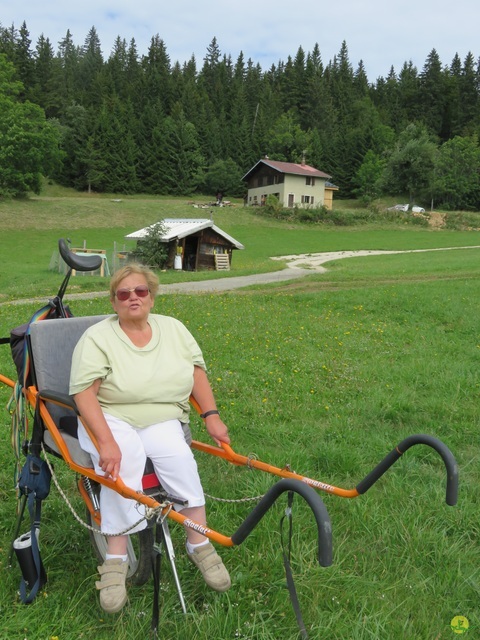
[301,195,315,205]
[306,177,315,186]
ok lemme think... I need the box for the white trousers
[78,414,205,536]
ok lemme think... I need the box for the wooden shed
[324,181,339,211]
[126,218,244,271]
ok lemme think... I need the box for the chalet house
[126,218,244,271]
[242,158,336,209]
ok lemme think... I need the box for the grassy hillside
[1,187,480,302]
[0,190,478,639]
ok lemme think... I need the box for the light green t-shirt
[69,314,206,427]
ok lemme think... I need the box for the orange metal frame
[0,372,457,549]
[0,371,356,547]
[188,395,359,498]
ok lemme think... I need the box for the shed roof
[126,219,244,250]
[325,181,339,190]
[242,158,332,181]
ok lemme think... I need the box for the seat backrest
[29,315,110,426]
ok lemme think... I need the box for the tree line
[1,21,480,209]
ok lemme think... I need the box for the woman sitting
[69,263,231,614]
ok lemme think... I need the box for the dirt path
[158,245,480,294]
[3,245,480,305]
[270,245,480,272]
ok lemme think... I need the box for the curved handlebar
[58,238,103,272]
[230,478,333,567]
[355,434,458,506]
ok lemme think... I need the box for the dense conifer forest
[1,21,480,209]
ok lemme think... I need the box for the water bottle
[13,530,47,590]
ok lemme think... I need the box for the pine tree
[14,21,35,99]
[447,53,463,137]
[158,108,205,195]
[382,67,402,131]
[82,97,140,193]
[458,52,479,134]
[353,60,369,97]
[32,35,62,118]
[200,37,222,106]
[392,61,420,128]
[327,40,355,123]
[419,49,448,138]
[125,39,141,104]
[77,26,105,107]
[135,99,166,193]
[57,30,79,108]
[226,82,251,169]
[0,23,17,60]
[142,35,172,113]
[106,36,128,97]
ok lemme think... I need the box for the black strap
[280,491,309,639]
[30,400,44,458]
[19,494,43,604]
[0,336,10,344]
[151,523,163,638]
[9,494,28,567]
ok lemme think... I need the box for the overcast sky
[1,0,478,82]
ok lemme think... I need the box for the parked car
[387,204,409,212]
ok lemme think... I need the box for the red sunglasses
[115,285,150,301]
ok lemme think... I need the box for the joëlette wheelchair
[0,239,458,636]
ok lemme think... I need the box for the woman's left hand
[205,414,230,447]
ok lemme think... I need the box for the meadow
[0,191,479,639]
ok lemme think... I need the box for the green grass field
[0,191,478,639]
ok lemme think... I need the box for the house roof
[325,181,339,190]
[126,219,244,250]
[242,158,332,181]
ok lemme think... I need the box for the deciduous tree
[0,54,62,197]
[434,135,480,209]
[382,123,437,204]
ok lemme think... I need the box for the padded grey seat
[29,315,110,468]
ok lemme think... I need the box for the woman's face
[111,273,154,322]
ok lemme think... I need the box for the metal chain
[204,452,265,503]
[41,445,265,527]
[40,443,166,536]
[204,492,264,503]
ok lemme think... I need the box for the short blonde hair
[110,263,159,300]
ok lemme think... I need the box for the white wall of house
[248,174,327,208]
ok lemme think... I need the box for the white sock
[186,539,210,554]
[106,553,128,562]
